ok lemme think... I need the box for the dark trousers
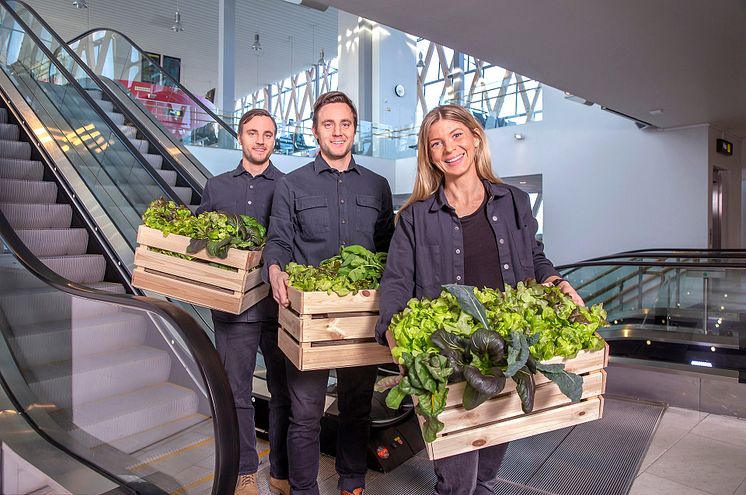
[214,320,291,478]
[285,363,378,495]
[432,443,510,495]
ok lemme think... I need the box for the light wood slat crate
[422,341,609,460]
[278,286,394,370]
[131,225,268,314]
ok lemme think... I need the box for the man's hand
[268,264,290,307]
[544,277,585,307]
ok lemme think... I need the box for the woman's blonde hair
[399,105,501,215]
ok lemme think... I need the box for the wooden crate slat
[133,267,267,314]
[287,286,379,314]
[438,370,606,435]
[137,225,261,270]
[425,396,604,460]
[443,344,608,408]
[278,306,378,342]
[135,246,249,291]
[279,327,392,370]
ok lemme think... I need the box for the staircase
[0,103,216,495]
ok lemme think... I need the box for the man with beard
[263,92,395,495]
[197,109,290,495]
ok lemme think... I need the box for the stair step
[0,107,7,123]
[16,228,88,257]
[39,254,106,284]
[129,138,149,153]
[0,158,44,180]
[110,413,209,454]
[143,153,163,169]
[28,345,172,409]
[8,312,148,368]
[59,382,199,445]
[0,178,57,203]
[0,122,20,141]
[173,186,193,205]
[105,112,125,125]
[0,138,31,160]
[156,169,177,186]
[97,100,114,112]
[86,89,102,100]
[119,124,137,139]
[0,203,72,229]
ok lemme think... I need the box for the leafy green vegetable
[143,198,266,259]
[285,245,387,296]
[443,284,491,331]
[513,366,536,413]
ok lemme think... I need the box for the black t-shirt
[459,193,504,290]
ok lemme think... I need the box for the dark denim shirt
[197,161,284,323]
[375,180,560,344]
[262,155,394,273]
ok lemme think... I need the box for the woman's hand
[544,276,585,307]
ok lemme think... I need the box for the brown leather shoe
[341,489,364,495]
[235,473,258,495]
[269,476,291,495]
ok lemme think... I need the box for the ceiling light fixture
[72,0,88,8]
[170,1,184,32]
[252,33,262,53]
[514,133,524,141]
[317,48,326,65]
[416,52,425,68]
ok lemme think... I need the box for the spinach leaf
[513,366,536,414]
[443,284,491,331]
[536,362,583,403]
[504,331,530,377]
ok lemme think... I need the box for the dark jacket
[375,180,559,344]
[262,154,394,275]
[197,161,284,323]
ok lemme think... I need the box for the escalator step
[0,158,44,180]
[109,413,209,455]
[38,254,106,284]
[129,138,149,153]
[0,123,20,141]
[0,203,72,229]
[60,382,199,445]
[143,153,163,169]
[97,100,114,112]
[173,186,193,205]
[0,178,57,203]
[28,345,172,409]
[16,228,89,257]
[119,124,137,139]
[0,108,7,123]
[9,312,148,367]
[105,111,125,125]
[156,169,177,186]
[0,138,31,160]
[86,89,102,100]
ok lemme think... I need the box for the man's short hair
[311,91,358,131]
[238,108,277,135]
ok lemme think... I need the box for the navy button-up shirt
[197,161,284,323]
[262,155,394,272]
[375,180,559,344]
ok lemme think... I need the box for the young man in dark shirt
[197,109,290,495]
[263,92,394,495]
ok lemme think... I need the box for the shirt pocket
[295,195,330,238]
[510,226,534,267]
[415,244,441,295]
[355,194,381,232]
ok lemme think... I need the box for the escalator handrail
[67,27,238,139]
[1,0,189,206]
[556,259,746,270]
[579,249,746,263]
[0,210,239,495]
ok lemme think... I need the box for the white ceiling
[24,0,338,104]
[323,0,746,137]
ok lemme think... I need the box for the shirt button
[338,179,343,183]
[456,275,462,281]
[341,219,346,224]
[492,216,498,222]
[455,249,461,254]
[249,185,254,189]
[454,226,460,231]
[340,199,345,204]
[503,263,510,270]
[247,201,252,205]
[499,238,505,244]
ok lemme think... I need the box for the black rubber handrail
[1,0,189,206]
[67,27,238,139]
[580,249,746,263]
[0,209,238,494]
[556,259,746,270]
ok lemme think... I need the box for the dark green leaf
[422,417,444,443]
[504,331,530,377]
[463,365,506,397]
[468,328,506,364]
[536,363,583,402]
[443,284,491,331]
[462,381,492,410]
[186,238,208,254]
[385,385,407,409]
[513,366,536,414]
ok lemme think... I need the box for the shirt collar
[429,179,509,212]
[313,154,361,175]
[231,160,280,180]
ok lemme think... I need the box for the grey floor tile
[639,407,708,472]
[629,473,710,495]
[690,414,746,449]
[646,433,746,494]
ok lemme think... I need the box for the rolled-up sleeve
[262,177,294,282]
[374,181,395,253]
[524,206,559,283]
[375,210,416,345]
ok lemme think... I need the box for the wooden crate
[278,286,394,370]
[422,341,609,460]
[131,225,268,314]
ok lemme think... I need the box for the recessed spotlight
[513,133,524,141]
[649,109,663,115]
[645,340,651,345]
[710,346,716,352]
[519,180,527,185]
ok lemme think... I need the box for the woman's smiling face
[427,118,480,180]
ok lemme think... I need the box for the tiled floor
[252,407,746,495]
[630,407,746,495]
